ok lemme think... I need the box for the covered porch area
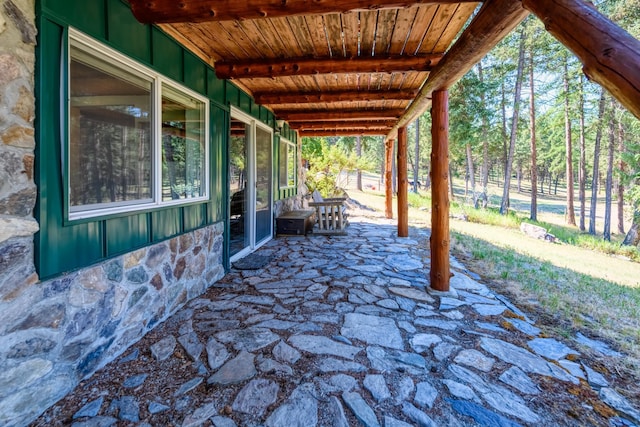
[33,208,634,425]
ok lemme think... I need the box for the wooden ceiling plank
[254,89,417,104]
[219,20,264,58]
[270,17,305,57]
[403,5,438,55]
[324,14,345,57]
[432,3,479,52]
[418,4,458,53]
[360,11,377,56]
[214,54,441,79]
[252,19,288,57]
[388,8,418,54]
[342,13,361,57]
[287,16,317,56]
[277,108,405,121]
[387,0,529,139]
[236,20,277,58]
[129,0,481,24]
[305,15,332,57]
[374,9,398,55]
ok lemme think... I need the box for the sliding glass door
[255,126,272,244]
[229,109,273,259]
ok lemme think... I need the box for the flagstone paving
[32,216,639,426]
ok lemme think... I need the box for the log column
[385,139,394,219]
[397,127,408,237]
[430,90,450,292]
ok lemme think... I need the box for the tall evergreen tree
[500,29,526,215]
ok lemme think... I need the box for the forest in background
[302,0,640,247]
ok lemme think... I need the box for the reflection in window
[67,30,209,219]
[69,44,152,210]
[161,84,206,201]
[279,140,296,188]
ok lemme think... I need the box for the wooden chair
[308,190,349,235]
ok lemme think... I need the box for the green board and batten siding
[35,0,296,279]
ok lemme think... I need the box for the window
[279,139,296,188]
[68,30,208,220]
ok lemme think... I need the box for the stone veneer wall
[0,224,225,426]
[0,2,227,425]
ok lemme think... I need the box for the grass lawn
[342,178,640,367]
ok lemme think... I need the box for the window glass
[69,42,153,211]
[279,141,295,188]
[161,84,206,201]
[287,143,296,187]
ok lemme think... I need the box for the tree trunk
[397,127,408,237]
[501,80,508,180]
[414,117,420,193]
[479,62,490,208]
[617,115,625,234]
[564,55,576,226]
[622,210,640,247]
[578,75,587,231]
[466,143,476,205]
[449,163,455,202]
[517,161,522,193]
[500,29,526,216]
[603,99,615,242]
[588,89,607,235]
[529,49,538,221]
[356,135,362,191]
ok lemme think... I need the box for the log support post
[397,127,409,237]
[385,139,394,219]
[430,90,450,292]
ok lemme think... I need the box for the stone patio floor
[32,213,640,427]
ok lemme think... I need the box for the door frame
[229,107,273,262]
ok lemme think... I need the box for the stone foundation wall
[0,0,39,309]
[0,223,225,426]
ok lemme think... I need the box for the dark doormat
[232,254,273,270]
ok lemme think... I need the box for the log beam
[299,129,391,137]
[215,55,441,79]
[254,90,417,105]
[522,0,640,120]
[290,120,397,130]
[430,90,450,292]
[385,139,394,219]
[130,0,481,24]
[386,0,529,140]
[276,109,404,122]
[397,126,409,237]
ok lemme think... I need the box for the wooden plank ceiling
[130,1,481,137]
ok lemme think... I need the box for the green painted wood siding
[35,0,295,279]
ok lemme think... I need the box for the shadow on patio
[33,214,637,426]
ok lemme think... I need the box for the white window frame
[278,137,296,189]
[67,28,210,221]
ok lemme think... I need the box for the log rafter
[299,129,391,137]
[254,89,418,105]
[130,0,481,24]
[290,120,397,130]
[276,109,405,122]
[215,54,441,79]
